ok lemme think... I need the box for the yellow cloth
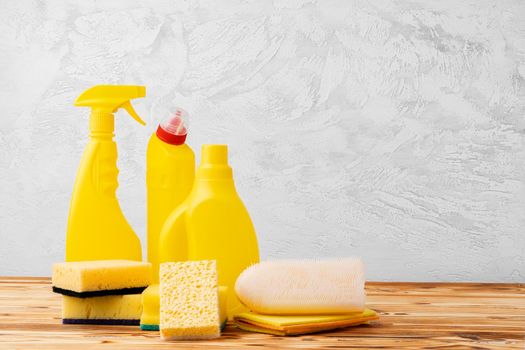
[233,309,378,336]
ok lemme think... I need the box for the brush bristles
[235,258,365,315]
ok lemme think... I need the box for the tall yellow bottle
[66,85,146,262]
[159,145,260,317]
[146,108,194,281]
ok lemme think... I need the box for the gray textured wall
[1,0,524,281]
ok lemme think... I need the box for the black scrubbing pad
[63,318,139,325]
[52,286,147,298]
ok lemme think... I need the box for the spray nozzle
[75,85,146,132]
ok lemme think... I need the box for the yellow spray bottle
[65,85,146,262]
[159,145,260,318]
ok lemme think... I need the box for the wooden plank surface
[0,277,524,349]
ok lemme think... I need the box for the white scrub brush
[234,258,366,315]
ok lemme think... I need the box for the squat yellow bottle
[146,108,194,281]
[66,85,146,262]
[159,145,260,317]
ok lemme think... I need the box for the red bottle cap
[156,108,188,145]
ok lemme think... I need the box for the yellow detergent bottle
[159,145,260,318]
[141,107,194,331]
[65,85,146,262]
[146,107,195,281]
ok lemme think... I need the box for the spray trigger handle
[121,101,145,126]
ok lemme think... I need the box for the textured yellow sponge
[160,261,220,340]
[235,258,365,315]
[141,284,229,332]
[52,260,152,297]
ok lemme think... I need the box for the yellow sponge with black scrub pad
[52,260,152,297]
[140,284,160,331]
[234,309,378,336]
[62,294,143,325]
[160,261,222,340]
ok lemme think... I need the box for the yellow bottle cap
[197,145,232,179]
[202,145,228,165]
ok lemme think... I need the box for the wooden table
[0,277,523,349]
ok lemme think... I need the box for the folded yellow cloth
[233,308,378,336]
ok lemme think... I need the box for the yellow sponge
[52,260,152,297]
[142,284,228,332]
[218,286,228,328]
[140,284,160,330]
[160,261,220,340]
[62,294,142,325]
[235,258,365,315]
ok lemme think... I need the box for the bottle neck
[89,110,115,136]
[196,165,233,180]
[90,132,114,140]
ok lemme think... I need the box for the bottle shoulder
[186,190,247,216]
[147,134,195,160]
[184,194,257,243]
